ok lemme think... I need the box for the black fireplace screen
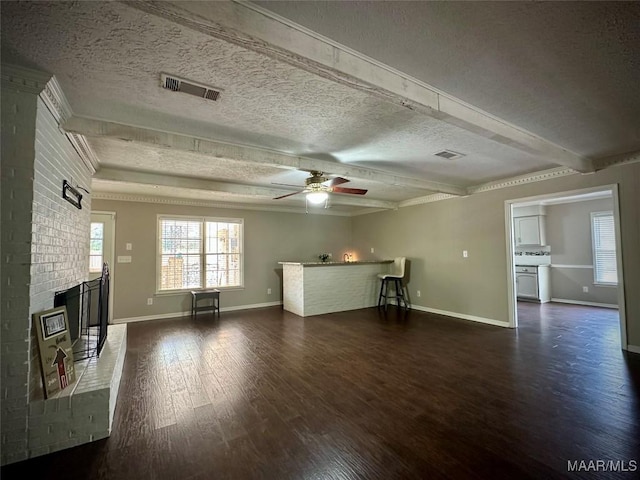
[54,263,110,361]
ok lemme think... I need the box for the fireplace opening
[54,263,110,361]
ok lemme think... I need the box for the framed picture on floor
[33,306,76,398]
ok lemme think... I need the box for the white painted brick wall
[25,324,127,458]
[28,96,91,398]
[1,86,38,465]
[1,83,94,465]
[283,263,390,316]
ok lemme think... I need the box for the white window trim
[590,211,617,286]
[156,214,244,294]
[89,221,105,273]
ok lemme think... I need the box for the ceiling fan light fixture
[306,191,329,204]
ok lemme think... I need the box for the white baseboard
[221,301,282,312]
[626,345,640,354]
[113,311,188,324]
[550,298,618,309]
[113,301,283,324]
[406,303,510,328]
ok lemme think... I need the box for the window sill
[593,282,618,288]
[155,286,245,296]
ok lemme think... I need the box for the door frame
[90,211,116,323]
[504,184,627,350]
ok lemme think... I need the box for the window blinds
[591,212,617,284]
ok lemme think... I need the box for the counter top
[279,260,392,267]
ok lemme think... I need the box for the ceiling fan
[273,171,368,204]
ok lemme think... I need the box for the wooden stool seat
[191,289,220,319]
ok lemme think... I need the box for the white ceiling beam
[126,1,592,173]
[64,116,466,195]
[93,167,399,209]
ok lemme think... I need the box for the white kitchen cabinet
[516,265,550,302]
[514,215,546,246]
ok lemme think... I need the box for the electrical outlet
[417,290,421,298]
[582,286,589,293]
[147,298,153,305]
[371,247,375,254]
[267,288,272,295]
[463,250,468,258]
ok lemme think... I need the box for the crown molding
[399,193,458,208]
[40,76,72,123]
[593,150,640,171]
[92,192,354,216]
[350,207,390,217]
[467,167,578,195]
[37,76,99,174]
[1,63,51,94]
[65,133,99,174]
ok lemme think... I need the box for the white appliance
[516,265,550,303]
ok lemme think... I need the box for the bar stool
[377,257,408,310]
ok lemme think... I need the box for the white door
[89,212,115,322]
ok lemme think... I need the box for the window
[591,211,617,285]
[89,222,104,272]
[158,216,243,291]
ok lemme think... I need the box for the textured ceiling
[255,1,640,158]
[2,1,638,212]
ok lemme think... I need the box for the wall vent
[433,149,465,160]
[160,73,221,102]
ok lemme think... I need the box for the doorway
[504,185,627,350]
[89,211,115,323]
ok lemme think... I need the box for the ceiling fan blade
[273,190,304,200]
[324,176,350,187]
[331,186,368,195]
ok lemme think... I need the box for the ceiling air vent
[160,73,221,102]
[433,149,465,160]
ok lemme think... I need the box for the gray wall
[546,198,618,305]
[91,199,353,320]
[352,161,640,347]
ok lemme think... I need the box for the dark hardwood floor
[3,303,639,479]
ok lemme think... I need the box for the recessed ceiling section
[86,137,432,203]
[91,179,360,214]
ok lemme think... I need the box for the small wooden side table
[191,289,220,319]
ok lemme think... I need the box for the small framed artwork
[33,306,76,398]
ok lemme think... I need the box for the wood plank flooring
[3,303,639,479]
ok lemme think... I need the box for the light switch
[126,243,132,251]
[463,250,468,258]
[117,255,132,263]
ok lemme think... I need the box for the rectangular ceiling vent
[433,149,465,160]
[160,73,221,102]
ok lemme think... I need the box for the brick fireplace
[1,65,126,465]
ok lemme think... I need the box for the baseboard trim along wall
[627,345,640,354]
[113,301,283,324]
[550,298,618,309]
[406,303,510,328]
